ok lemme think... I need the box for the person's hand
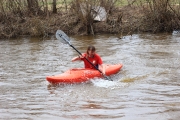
[102,70,106,75]
[79,54,85,59]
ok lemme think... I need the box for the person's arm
[95,53,105,74]
[72,54,85,62]
[99,64,105,75]
[72,55,81,62]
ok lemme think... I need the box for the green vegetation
[0,0,179,39]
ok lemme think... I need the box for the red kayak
[46,64,123,84]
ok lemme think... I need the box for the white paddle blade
[56,30,70,44]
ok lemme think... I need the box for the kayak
[46,64,123,84]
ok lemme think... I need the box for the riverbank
[0,2,179,39]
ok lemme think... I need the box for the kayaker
[72,45,105,74]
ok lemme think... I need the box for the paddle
[55,30,112,81]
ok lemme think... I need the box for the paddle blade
[56,30,70,44]
[104,75,113,81]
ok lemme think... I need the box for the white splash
[91,78,126,89]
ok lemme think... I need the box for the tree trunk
[27,0,39,15]
[45,0,49,18]
[52,0,57,13]
[64,0,67,13]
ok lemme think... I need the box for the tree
[52,0,57,13]
[27,0,39,15]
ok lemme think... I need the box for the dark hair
[87,45,96,54]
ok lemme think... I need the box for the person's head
[87,45,96,57]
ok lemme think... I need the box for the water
[0,32,180,120]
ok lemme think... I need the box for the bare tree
[52,0,57,13]
[27,0,39,15]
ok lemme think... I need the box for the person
[72,45,105,74]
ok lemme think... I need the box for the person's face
[88,50,95,57]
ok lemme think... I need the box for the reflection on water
[0,33,180,119]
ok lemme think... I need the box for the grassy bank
[0,0,179,39]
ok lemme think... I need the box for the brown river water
[0,32,180,120]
